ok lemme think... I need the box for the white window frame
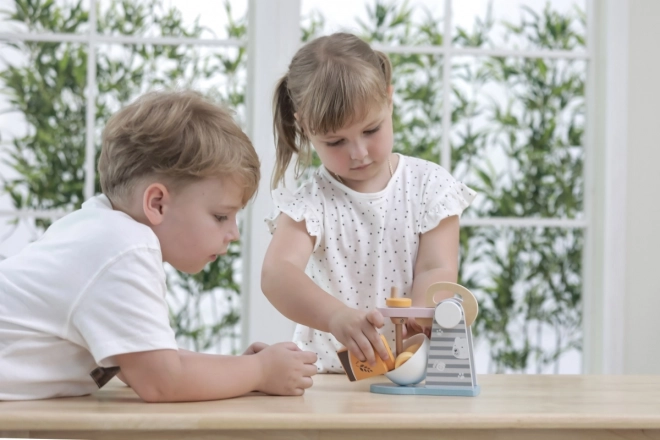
[1,0,626,373]
[243,0,623,375]
[0,0,245,213]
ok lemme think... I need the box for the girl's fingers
[364,327,391,362]
[346,340,367,363]
[354,333,377,365]
[366,309,385,328]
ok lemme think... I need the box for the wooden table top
[1,374,660,431]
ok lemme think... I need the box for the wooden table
[1,374,660,439]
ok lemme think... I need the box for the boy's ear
[142,183,170,226]
[387,85,394,108]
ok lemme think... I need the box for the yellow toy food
[394,351,413,369]
[404,343,421,354]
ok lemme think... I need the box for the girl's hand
[328,308,390,366]
[243,341,269,355]
[405,317,431,339]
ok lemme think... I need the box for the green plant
[0,0,246,352]
[352,0,585,373]
[1,0,587,370]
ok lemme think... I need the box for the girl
[262,33,476,373]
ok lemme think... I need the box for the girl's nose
[350,141,368,161]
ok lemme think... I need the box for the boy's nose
[227,221,240,242]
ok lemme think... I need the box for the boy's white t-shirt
[266,154,477,372]
[0,195,178,400]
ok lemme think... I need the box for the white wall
[587,0,660,374]
[241,0,300,348]
[623,0,660,374]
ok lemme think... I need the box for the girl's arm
[262,214,344,331]
[261,214,390,365]
[410,215,460,307]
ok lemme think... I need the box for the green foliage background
[0,0,585,370]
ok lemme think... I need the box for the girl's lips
[351,163,371,170]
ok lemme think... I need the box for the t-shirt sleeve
[265,185,324,251]
[68,247,178,367]
[418,165,477,234]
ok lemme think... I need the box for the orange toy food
[337,334,395,381]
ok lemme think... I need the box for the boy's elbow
[137,387,167,403]
[133,378,177,403]
[122,354,183,403]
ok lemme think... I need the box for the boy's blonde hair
[99,90,260,205]
[272,32,392,188]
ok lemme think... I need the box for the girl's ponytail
[272,75,299,189]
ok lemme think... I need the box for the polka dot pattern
[265,154,476,372]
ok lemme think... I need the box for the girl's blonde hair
[272,32,392,188]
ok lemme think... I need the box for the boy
[0,90,317,402]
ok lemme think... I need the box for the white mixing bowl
[384,333,430,386]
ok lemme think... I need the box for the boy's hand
[255,342,317,396]
[243,342,269,355]
[328,308,390,366]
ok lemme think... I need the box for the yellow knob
[386,298,412,308]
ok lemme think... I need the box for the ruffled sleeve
[418,166,477,234]
[265,184,324,251]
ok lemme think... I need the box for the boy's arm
[116,345,266,386]
[261,215,390,365]
[410,215,460,307]
[114,342,317,402]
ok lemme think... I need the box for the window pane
[96,43,246,122]
[0,0,89,34]
[461,226,583,374]
[391,53,443,162]
[97,0,247,40]
[451,55,586,218]
[302,0,445,45]
[0,41,88,213]
[453,0,587,51]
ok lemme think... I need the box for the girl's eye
[215,215,228,222]
[326,139,345,147]
[365,125,381,135]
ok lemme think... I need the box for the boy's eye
[215,215,228,222]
